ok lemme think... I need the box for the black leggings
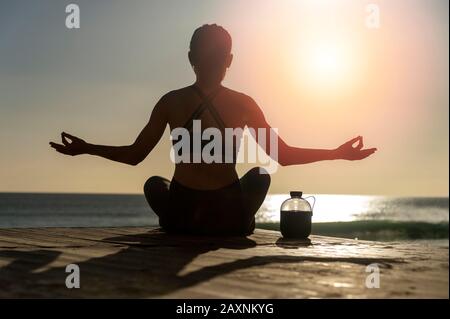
[144,167,271,236]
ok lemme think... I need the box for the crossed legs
[143,167,271,234]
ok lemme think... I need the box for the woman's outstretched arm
[49,95,169,166]
[244,96,377,166]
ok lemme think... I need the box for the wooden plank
[0,227,447,298]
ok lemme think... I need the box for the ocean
[0,193,448,242]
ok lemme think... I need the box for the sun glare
[306,42,349,85]
[285,34,361,99]
[312,46,341,76]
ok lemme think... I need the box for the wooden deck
[0,227,447,298]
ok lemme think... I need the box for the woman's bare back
[164,85,251,190]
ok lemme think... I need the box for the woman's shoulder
[159,85,257,111]
[161,86,192,100]
[156,86,195,110]
[221,87,257,109]
[222,86,251,99]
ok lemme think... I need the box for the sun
[307,42,349,85]
[311,46,341,76]
[286,36,359,98]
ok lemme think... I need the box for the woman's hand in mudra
[49,132,88,156]
[335,136,377,161]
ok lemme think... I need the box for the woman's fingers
[62,132,74,139]
[357,148,377,159]
[62,132,79,142]
[364,147,377,153]
[356,137,364,150]
[61,133,70,146]
[50,142,65,151]
[50,142,67,154]
[345,136,361,147]
[49,142,72,155]
[49,142,63,149]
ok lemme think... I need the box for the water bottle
[280,191,315,238]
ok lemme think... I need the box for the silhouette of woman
[50,24,377,236]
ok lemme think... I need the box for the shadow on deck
[0,227,447,298]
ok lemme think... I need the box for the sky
[0,0,448,196]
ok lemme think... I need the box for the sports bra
[172,85,238,163]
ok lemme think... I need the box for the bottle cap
[290,191,303,198]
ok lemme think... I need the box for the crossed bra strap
[182,85,226,132]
